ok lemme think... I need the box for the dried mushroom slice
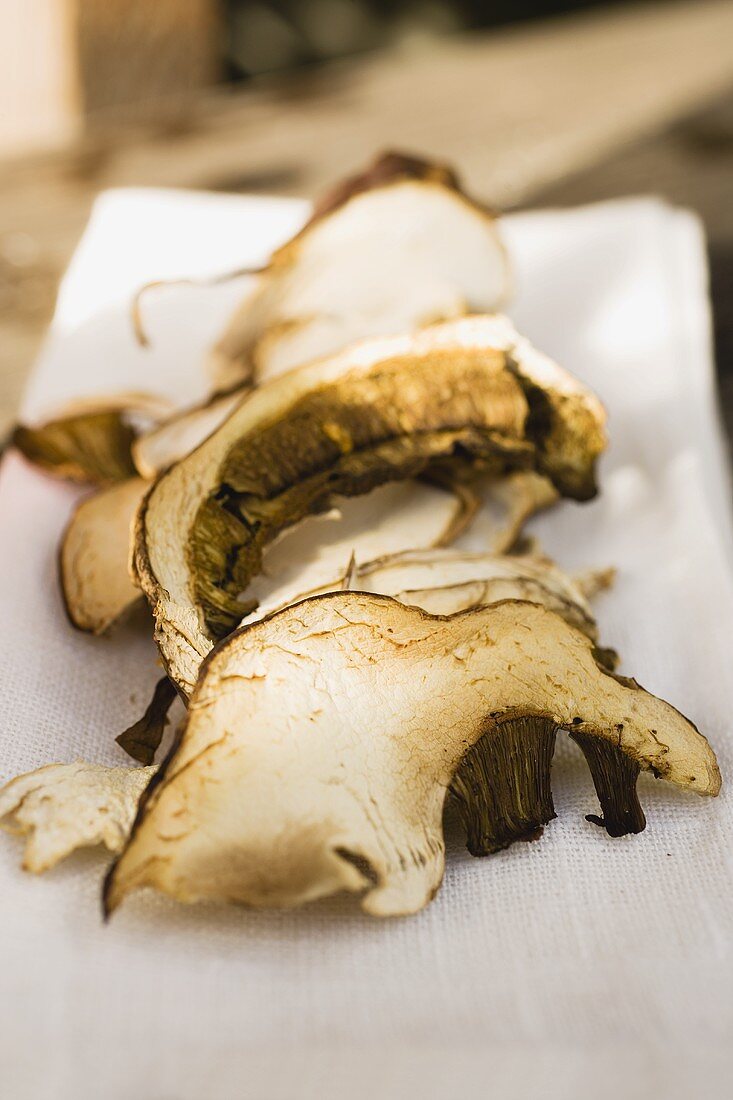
[132,388,246,478]
[0,762,156,873]
[243,546,596,635]
[242,480,477,625]
[136,315,606,695]
[13,393,173,485]
[0,553,605,876]
[209,151,509,389]
[350,549,596,635]
[104,595,719,918]
[60,477,148,634]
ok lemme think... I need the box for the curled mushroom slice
[136,315,606,695]
[0,762,156,873]
[351,549,596,634]
[132,388,246,478]
[13,393,173,485]
[60,477,148,634]
[243,480,477,624]
[244,546,596,637]
[104,595,719,917]
[209,151,509,389]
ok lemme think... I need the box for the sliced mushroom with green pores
[135,315,606,695]
[13,393,173,485]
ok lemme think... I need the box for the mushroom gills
[136,314,606,696]
[13,394,173,484]
[449,717,559,854]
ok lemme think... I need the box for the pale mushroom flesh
[104,594,720,918]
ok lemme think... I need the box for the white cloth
[1,191,732,1100]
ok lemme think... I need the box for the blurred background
[1,0,732,435]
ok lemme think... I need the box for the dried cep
[135,315,606,695]
[132,389,246,478]
[0,550,601,874]
[242,479,477,626]
[104,594,719,917]
[452,470,558,554]
[0,762,156,873]
[60,477,148,633]
[209,151,509,389]
[345,548,596,632]
[13,393,172,485]
[243,546,596,635]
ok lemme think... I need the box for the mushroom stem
[115,676,177,765]
[449,716,558,855]
[570,732,646,837]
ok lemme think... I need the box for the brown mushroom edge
[102,594,720,919]
[132,317,607,698]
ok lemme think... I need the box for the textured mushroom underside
[105,595,719,917]
[136,316,606,696]
[13,393,173,485]
[209,154,509,390]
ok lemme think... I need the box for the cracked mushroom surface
[209,151,509,390]
[104,594,719,918]
[0,762,156,873]
[0,549,604,874]
[242,546,598,637]
[135,315,606,695]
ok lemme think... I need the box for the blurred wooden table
[1,0,733,434]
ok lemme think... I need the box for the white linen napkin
[1,190,732,1100]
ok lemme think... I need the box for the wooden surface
[1,0,732,434]
[0,1,219,159]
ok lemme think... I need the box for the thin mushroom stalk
[103,594,719,918]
